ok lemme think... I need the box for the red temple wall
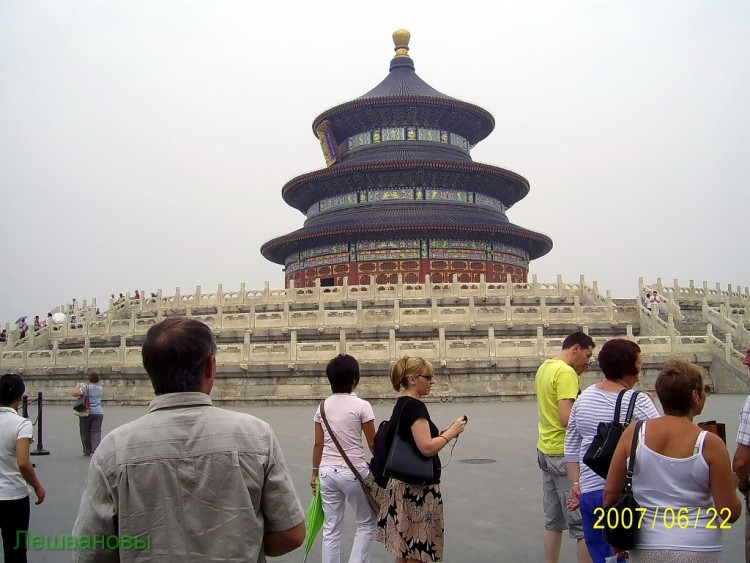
[286,259,527,288]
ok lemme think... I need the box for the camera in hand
[462,415,468,423]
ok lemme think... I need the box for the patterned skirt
[629,550,722,563]
[377,479,444,562]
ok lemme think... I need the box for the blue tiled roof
[261,202,552,264]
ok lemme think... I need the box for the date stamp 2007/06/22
[593,506,732,531]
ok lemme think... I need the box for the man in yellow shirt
[536,331,595,563]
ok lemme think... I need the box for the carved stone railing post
[505,296,512,324]
[726,334,733,363]
[249,303,256,331]
[606,290,614,321]
[290,330,297,363]
[479,273,486,296]
[243,331,251,364]
[239,282,246,305]
[506,274,513,296]
[557,274,564,295]
[431,298,438,325]
[51,339,59,366]
[488,326,496,361]
[216,305,223,330]
[469,296,476,325]
[263,281,270,305]
[339,329,346,355]
[531,274,539,295]
[626,324,634,340]
[537,326,544,357]
[573,296,582,322]
[389,329,396,361]
[316,301,323,329]
[217,284,224,306]
[425,275,432,300]
[540,297,547,323]
[393,299,400,328]
[667,314,677,350]
[438,328,446,365]
[118,336,126,364]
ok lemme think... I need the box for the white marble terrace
[1,275,748,378]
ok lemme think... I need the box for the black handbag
[383,398,436,485]
[73,385,90,417]
[583,390,639,479]
[604,419,644,551]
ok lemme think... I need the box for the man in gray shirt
[72,317,306,562]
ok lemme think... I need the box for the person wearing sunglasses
[732,343,750,563]
[378,356,466,563]
[605,359,740,562]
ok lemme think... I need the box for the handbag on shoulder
[319,400,387,515]
[73,384,90,417]
[583,390,639,479]
[383,398,436,485]
[603,420,644,551]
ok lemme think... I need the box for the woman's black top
[390,395,442,483]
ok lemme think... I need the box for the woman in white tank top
[604,359,741,563]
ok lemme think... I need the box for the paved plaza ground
[13,394,749,562]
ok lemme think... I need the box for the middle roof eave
[281,160,531,212]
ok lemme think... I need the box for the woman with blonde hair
[604,359,741,562]
[378,356,467,563]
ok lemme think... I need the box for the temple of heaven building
[261,30,552,287]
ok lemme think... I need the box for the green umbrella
[302,477,324,562]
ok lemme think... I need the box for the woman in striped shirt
[565,339,660,563]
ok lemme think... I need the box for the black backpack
[370,419,391,488]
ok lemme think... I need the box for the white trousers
[319,466,377,563]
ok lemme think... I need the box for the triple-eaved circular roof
[261,31,553,266]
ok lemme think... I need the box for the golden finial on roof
[392,29,411,58]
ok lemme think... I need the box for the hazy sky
[1,1,748,324]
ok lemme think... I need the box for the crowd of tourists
[1,318,750,562]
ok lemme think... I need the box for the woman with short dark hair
[72,372,104,457]
[311,354,378,563]
[0,373,46,563]
[565,339,659,563]
[604,359,741,562]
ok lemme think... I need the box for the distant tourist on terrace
[71,317,305,562]
[0,330,6,343]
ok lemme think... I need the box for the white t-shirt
[314,393,375,470]
[0,406,33,499]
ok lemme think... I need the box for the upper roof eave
[311,96,495,145]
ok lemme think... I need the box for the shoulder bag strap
[623,391,640,425]
[623,420,644,493]
[613,389,627,423]
[319,400,368,486]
